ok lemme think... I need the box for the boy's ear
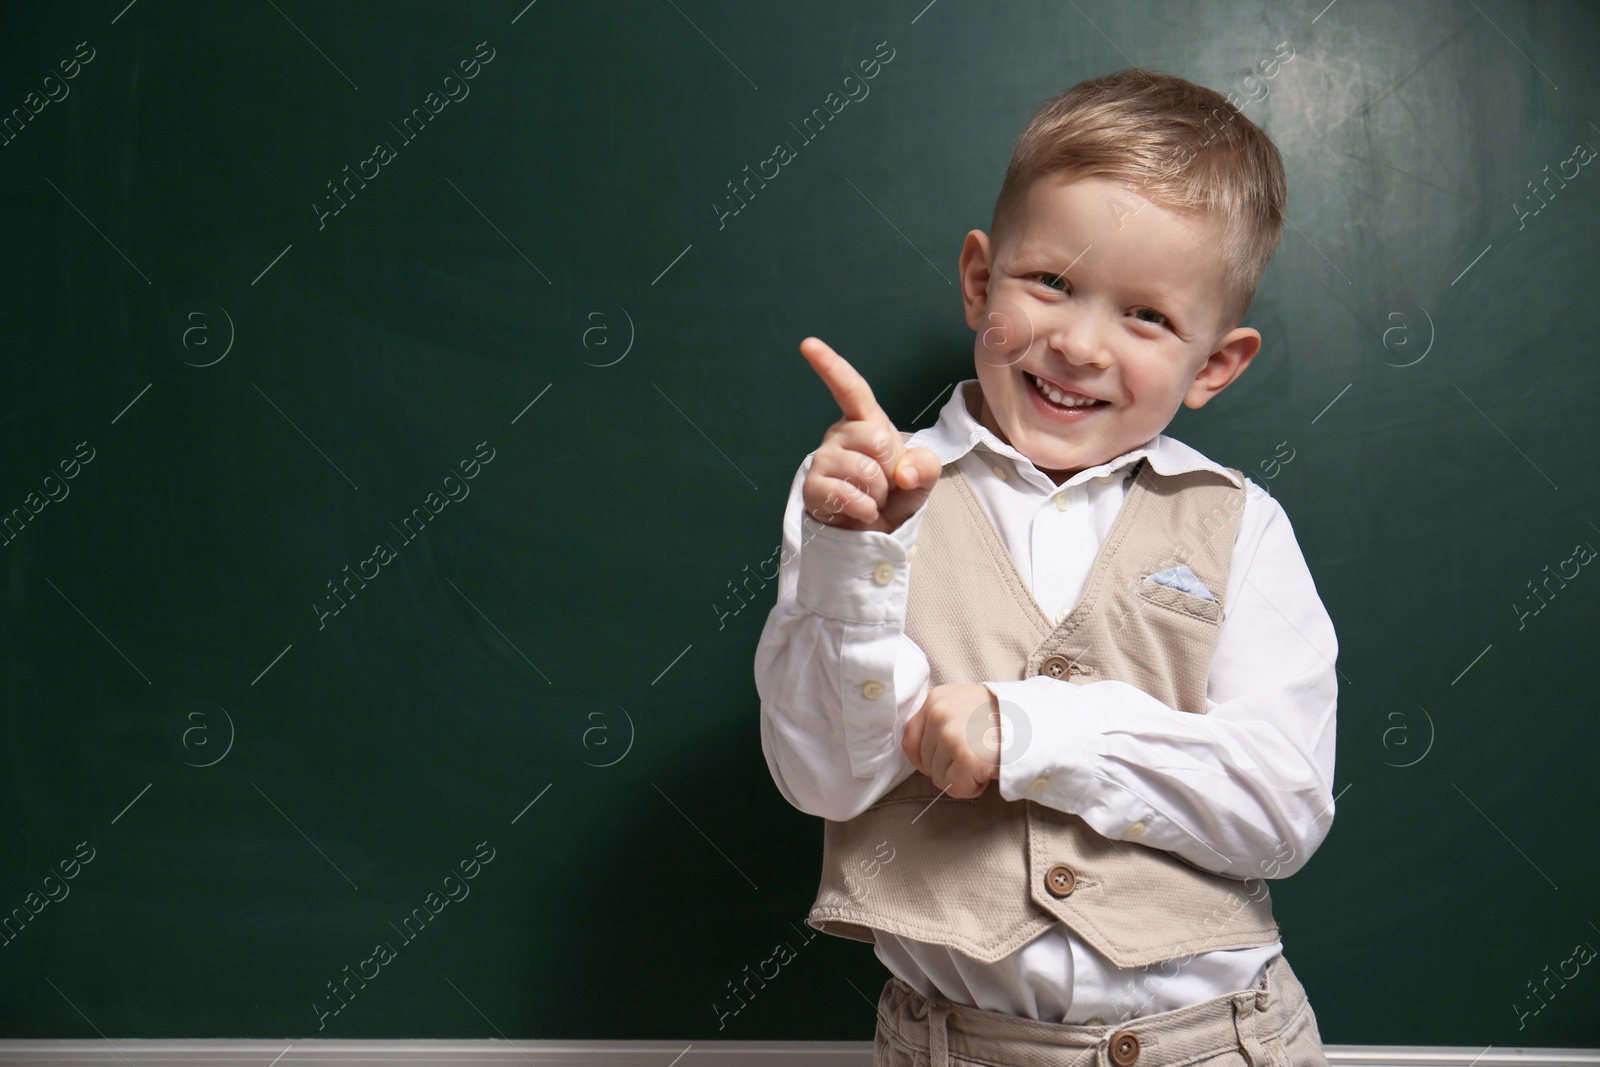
[959,230,993,332]
[1183,326,1261,409]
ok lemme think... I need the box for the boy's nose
[1046,309,1112,369]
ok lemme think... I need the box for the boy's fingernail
[904,468,919,488]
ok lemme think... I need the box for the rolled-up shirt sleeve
[987,485,1339,883]
[755,452,933,822]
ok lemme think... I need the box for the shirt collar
[905,380,1244,491]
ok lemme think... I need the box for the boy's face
[959,175,1262,484]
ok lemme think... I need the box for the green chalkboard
[1,0,1597,1045]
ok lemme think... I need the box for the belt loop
[1232,992,1288,1067]
[1231,993,1267,1067]
[927,1000,952,1067]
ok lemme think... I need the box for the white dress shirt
[755,380,1339,1025]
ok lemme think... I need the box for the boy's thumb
[895,447,940,490]
[880,447,940,530]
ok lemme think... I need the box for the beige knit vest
[804,435,1280,967]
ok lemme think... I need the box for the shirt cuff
[985,676,1107,805]
[984,675,1233,868]
[796,508,927,623]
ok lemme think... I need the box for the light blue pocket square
[1144,564,1215,601]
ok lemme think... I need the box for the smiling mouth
[1026,372,1107,410]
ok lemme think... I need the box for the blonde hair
[989,68,1288,331]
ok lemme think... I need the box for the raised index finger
[799,336,889,424]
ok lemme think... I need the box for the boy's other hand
[799,336,942,534]
[901,683,1001,799]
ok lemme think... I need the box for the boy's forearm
[754,457,931,821]
[984,651,1336,879]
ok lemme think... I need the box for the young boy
[754,68,1338,1065]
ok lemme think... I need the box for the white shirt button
[861,680,885,700]
[1095,472,1117,485]
[872,561,895,585]
[906,543,919,561]
[1028,776,1049,793]
[1054,491,1071,511]
[1125,821,1147,839]
[991,464,1009,481]
[1054,608,1070,625]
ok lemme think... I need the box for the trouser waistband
[875,952,1323,1067]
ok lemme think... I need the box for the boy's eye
[1133,307,1169,327]
[1031,272,1067,291]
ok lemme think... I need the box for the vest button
[1044,864,1076,897]
[1039,654,1074,679]
[1109,1030,1141,1066]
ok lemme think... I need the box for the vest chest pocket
[1103,579,1226,715]
[1134,577,1223,624]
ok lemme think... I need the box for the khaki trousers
[872,953,1328,1067]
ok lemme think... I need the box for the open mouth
[1027,372,1107,411]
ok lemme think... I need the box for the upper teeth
[1030,373,1099,408]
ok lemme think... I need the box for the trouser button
[1109,1029,1141,1066]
